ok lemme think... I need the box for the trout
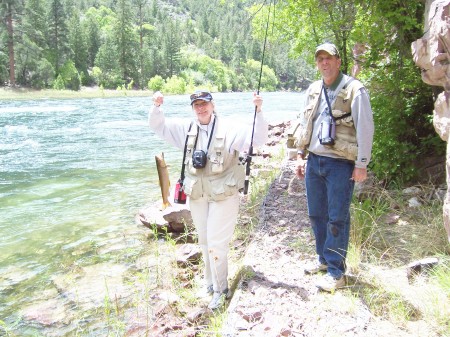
[155,152,172,210]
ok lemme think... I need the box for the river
[0,91,305,335]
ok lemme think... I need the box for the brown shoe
[304,262,328,275]
[316,274,346,292]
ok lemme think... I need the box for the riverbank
[131,123,450,337]
[0,86,153,100]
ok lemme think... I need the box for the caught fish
[155,152,172,210]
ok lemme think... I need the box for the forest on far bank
[1,0,447,184]
[0,0,314,93]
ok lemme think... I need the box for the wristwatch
[297,150,305,159]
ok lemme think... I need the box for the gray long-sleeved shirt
[307,74,374,168]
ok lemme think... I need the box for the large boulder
[136,201,193,234]
[411,0,450,242]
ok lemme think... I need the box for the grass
[347,179,450,335]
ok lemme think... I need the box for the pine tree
[68,10,88,84]
[17,0,51,87]
[114,0,138,86]
[163,20,181,78]
[1,0,23,86]
[47,0,71,76]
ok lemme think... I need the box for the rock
[137,201,193,234]
[412,0,450,242]
[21,297,70,326]
[406,257,440,280]
[408,197,422,208]
[186,307,208,323]
[52,263,131,311]
[176,243,202,267]
[402,186,422,196]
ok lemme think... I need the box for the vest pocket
[331,139,358,160]
[209,155,224,173]
[209,172,238,201]
[333,109,354,127]
[183,176,202,199]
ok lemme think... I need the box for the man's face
[192,100,214,124]
[315,51,341,84]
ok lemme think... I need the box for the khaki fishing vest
[183,118,245,201]
[296,77,364,161]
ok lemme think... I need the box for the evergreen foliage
[264,0,446,184]
[0,0,295,91]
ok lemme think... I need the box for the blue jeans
[305,152,355,278]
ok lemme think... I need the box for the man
[295,43,374,292]
[150,90,268,309]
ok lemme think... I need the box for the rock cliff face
[412,0,450,242]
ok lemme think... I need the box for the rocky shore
[135,122,448,337]
[8,121,448,337]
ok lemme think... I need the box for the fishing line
[244,0,274,195]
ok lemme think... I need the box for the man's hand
[295,158,307,179]
[351,167,368,183]
[152,91,164,107]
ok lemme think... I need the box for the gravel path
[222,159,429,337]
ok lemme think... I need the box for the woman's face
[192,100,214,124]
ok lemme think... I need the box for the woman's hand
[253,92,263,113]
[152,91,164,107]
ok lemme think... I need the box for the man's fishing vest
[296,76,364,161]
[183,117,245,201]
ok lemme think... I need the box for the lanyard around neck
[193,116,216,152]
[322,82,333,116]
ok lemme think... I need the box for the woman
[149,90,268,309]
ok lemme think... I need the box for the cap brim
[191,97,212,105]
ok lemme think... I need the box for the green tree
[68,10,89,85]
[15,0,49,87]
[47,0,71,76]
[83,13,101,70]
[163,20,182,78]
[241,59,278,92]
[267,0,444,183]
[353,0,444,182]
[1,0,23,86]
[114,0,138,86]
[94,35,122,88]
[133,0,155,89]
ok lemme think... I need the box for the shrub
[56,60,81,91]
[148,75,165,92]
[162,75,186,94]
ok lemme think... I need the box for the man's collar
[325,72,343,90]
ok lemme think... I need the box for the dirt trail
[222,159,433,337]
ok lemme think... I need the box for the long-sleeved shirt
[148,105,269,154]
[307,74,374,168]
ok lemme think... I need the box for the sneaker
[208,292,225,310]
[196,284,214,298]
[207,288,231,310]
[316,274,346,292]
[304,261,328,275]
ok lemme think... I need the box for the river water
[0,91,305,334]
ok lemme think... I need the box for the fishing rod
[243,0,274,195]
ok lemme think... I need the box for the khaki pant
[189,193,239,293]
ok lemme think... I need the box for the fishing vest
[183,117,245,201]
[296,76,364,161]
